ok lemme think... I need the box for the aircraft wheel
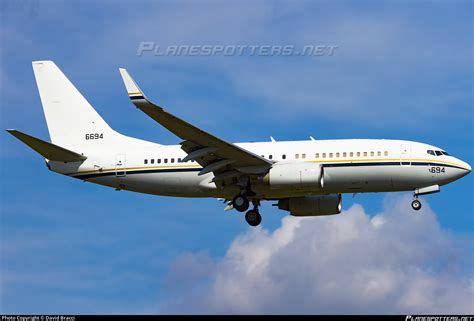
[411,199,422,211]
[233,195,249,212]
[245,209,262,226]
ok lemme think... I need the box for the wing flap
[182,147,218,163]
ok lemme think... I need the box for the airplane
[6,61,471,226]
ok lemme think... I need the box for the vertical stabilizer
[32,60,117,152]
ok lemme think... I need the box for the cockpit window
[427,150,449,156]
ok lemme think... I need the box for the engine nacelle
[264,162,324,190]
[277,194,342,216]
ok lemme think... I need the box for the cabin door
[115,154,127,177]
[400,145,411,166]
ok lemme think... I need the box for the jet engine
[264,163,324,190]
[277,194,342,216]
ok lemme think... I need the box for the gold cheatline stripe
[68,158,469,177]
[128,92,142,96]
[68,164,202,176]
[308,157,469,169]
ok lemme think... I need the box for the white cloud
[159,195,473,314]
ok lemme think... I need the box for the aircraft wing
[119,69,272,184]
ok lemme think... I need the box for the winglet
[119,68,146,100]
[6,129,87,162]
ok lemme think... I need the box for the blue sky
[0,0,472,314]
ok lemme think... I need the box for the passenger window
[315,153,319,158]
[302,154,306,159]
[282,154,286,160]
[144,159,148,164]
[377,151,381,157]
[295,154,299,159]
[357,152,360,157]
[370,151,374,157]
[322,153,326,158]
[171,158,175,163]
[329,153,333,158]
[343,152,347,157]
[363,152,367,157]
[384,151,388,156]
[164,159,168,163]
[158,159,161,164]
[178,158,182,162]
[350,152,353,157]
[336,152,340,158]
[269,155,273,160]
[151,159,155,164]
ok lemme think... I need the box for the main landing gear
[232,195,249,212]
[245,209,262,227]
[232,195,262,226]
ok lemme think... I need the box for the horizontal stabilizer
[6,129,87,162]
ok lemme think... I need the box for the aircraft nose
[455,158,471,177]
[465,161,472,173]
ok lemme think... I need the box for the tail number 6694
[85,133,104,140]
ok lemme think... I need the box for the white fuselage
[49,138,471,200]
[16,60,469,225]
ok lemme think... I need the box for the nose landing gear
[411,185,440,211]
[411,199,422,211]
[411,192,422,211]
